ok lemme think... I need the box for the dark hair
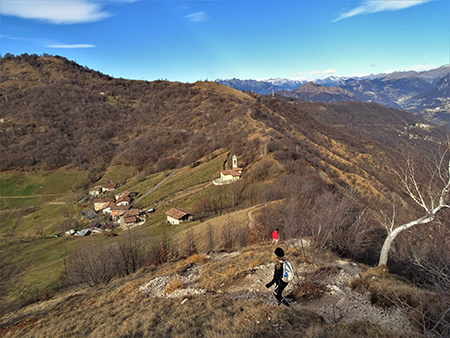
[274,247,284,257]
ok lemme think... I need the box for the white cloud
[185,12,208,22]
[48,44,96,48]
[0,0,111,24]
[292,68,337,79]
[333,0,433,22]
[369,63,377,67]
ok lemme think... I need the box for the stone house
[102,183,118,192]
[164,208,194,225]
[93,198,114,212]
[89,186,103,196]
[116,195,131,206]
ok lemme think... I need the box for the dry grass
[196,245,274,291]
[164,277,184,294]
[288,282,329,301]
[349,265,421,309]
[186,253,208,265]
[0,244,414,338]
[173,206,253,253]
[304,320,411,338]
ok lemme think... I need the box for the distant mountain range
[215,65,450,125]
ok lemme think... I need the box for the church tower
[232,155,238,169]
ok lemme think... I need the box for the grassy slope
[0,170,87,209]
[0,245,413,338]
[0,152,240,305]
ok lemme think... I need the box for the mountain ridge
[215,65,450,125]
[0,54,446,200]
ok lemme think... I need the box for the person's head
[274,247,284,258]
[276,228,279,231]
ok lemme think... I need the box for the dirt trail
[139,247,413,334]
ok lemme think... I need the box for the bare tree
[378,145,450,266]
[206,224,215,253]
[116,228,146,276]
[304,190,352,251]
[227,180,246,211]
[66,242,117,287]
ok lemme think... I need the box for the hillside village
[66,154,244,236]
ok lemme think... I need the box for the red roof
[124,216,137,224]
[221,170,241,177]
[125,209,140,216]
[116,191,130,199]
[102,183,118,190]
[164,208,192,220]
[116,195,131,203]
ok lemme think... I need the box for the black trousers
[273,280,288,303]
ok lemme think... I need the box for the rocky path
[138,251,413,334]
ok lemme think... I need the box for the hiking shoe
[278,299,290,307]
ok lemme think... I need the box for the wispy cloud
[293,68,337,79]
[0,33,51,46]
[0,0,111,24]
[185,12,208,22]
[48,44,96,49]
[333,0,433,22]
[369,63,377,68]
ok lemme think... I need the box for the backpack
[282,259,294,282]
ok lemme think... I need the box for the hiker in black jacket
[265,247,289,306]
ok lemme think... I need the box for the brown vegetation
[1,54,449,337]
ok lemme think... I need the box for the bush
[163,277,184,294]
[65,242,117,287]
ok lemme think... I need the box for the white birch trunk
[377,147,450,266]
[378,214,435,266]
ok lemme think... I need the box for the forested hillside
[1,54,446,193]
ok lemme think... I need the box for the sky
[0,0,449,83]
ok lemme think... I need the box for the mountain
[408,73,450,108]
[338,76,433,109]
[277,81,356,103]
[263,78,306,90]
[216,65,450,125]
[280,66,450,125]
[382,65,450,84]
[215,78,305,94]
[0,54,445,187]
[216,66,450,96]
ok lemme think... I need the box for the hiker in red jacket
[265,247,289,306]
[272,228,279,243]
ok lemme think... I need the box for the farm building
[164,208,194,225]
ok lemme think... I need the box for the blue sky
[1,0,449,83]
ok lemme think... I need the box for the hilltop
[1,54,445,196]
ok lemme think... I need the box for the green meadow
[0,154,230,305]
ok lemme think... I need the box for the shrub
[288,282,329,301]
[349,266,421,309]
[164,277,184,294]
